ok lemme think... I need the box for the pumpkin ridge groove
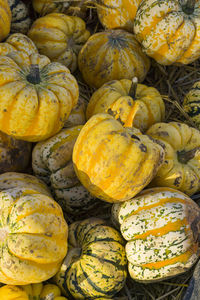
[82,252,126,269]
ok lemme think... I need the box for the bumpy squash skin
[86,79,165,132]
[112,187,200,282]
[134,0,200,65]
[78,30,150,88]
[0,283,68,299]
[8,0,31,34]
[0,52,79,142]
[183,81,200,129]
[0,172,68,285]
[0,0,11,42]
[28,13,90,73]
[0,131,32,173]
[146,122,200,196]
[72,113,165,203]
[55,218,127,299]
[97,0,141,32]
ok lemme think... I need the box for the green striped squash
[8,0,31,34]
[54,218,127,299]
[183,81,200,130]
[112,187,200,282]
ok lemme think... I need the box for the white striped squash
[112,187,200,282]
[8,0,31,34]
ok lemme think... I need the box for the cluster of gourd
[0,0,200,299]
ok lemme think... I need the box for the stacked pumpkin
[0,0,199,299]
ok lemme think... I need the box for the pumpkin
[78,29,150,88]
[183,81,200,129]
[0,32,37,56]
[0,283,68,299]
[8,0,31,34]
[28,13,90,73]
[0,172,68,285]
[86,78,165,132]
[146,122,200,196]
[0,131,32,173]
[55,217,127,299]
[134,0,200,65]
[72,113,165,203]
[32,125,99,213]
[64,96,87,128]
[112,187,200,282]
[32,0,71,15]
[96,0,141,32]
[0,0,11,42]
[0,51,78,142]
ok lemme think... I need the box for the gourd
[32,126,99,214]
[8,0,31,34]
[55,218,127,299]
[86,78,165,132]
[78,29,150,88]
[96,0,141,32]
[64,96,87,128]
[146,122,200,196]
[0,172,68,285]
[72,113,165,203]
[33,0,71,15]
[0,0,11,42]
[0,283,68,299]
[183,81,200,130]
[112,187,200,282]
[134,0,200,65]
[0,51,79,142]
[0,131,32,173]
[28,13,90,73]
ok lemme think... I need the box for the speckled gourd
[8,0,31,34]
[0,0,11,41]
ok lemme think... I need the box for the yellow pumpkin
[0,172,68,285]
[0,283,68,299]
[112,187,200,282]
[64,96,87,128]
[28,13,90,73]
[72,113,165,203]
[78,29,150,88]
[146,122,200,196]
[96,0,142,32]
[86,78,165,132]
[0,0,11,41]
[134,0,200,65]
[0,33,37,56]
[32,0,70,15]
[0,51,78,142]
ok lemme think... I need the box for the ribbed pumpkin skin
[146,122,200,196]
[112,187,200,282]
[32,126,98,213]
[8,0,31,34]
[86,79,165,132]
[78,30,150,88]
[0,283,68,299]
[0,172,68,285]
[0,52,78,142]
[55,218,127,299]
[97,0,141,32]
[72,113,165,203]
[0,131,32,173]
[28,13,90,73]
[33,0,70,15]
[0,33,37,56]
[0,0,11,41]
[134,0,200,65]
[64,96,86,128]
[183,81,200,129]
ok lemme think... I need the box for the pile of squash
[0,0,200,298]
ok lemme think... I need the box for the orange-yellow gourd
[0,0,11,41]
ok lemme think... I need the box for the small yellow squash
[64,96,87,128]
[0,0,11,41]
[112,187,200,282]
[55,218,127,299]
[0,51,78,142]
[72,113,165,203]
[86,78,165,132]
[78,29,150,88]
[28,13,90,73]
[146,122,200,195]
[33,0,70,15]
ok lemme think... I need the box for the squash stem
[177,147,200,164]
[27,64,41,84]
[181,0,195,14]
[128,77,138,99]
